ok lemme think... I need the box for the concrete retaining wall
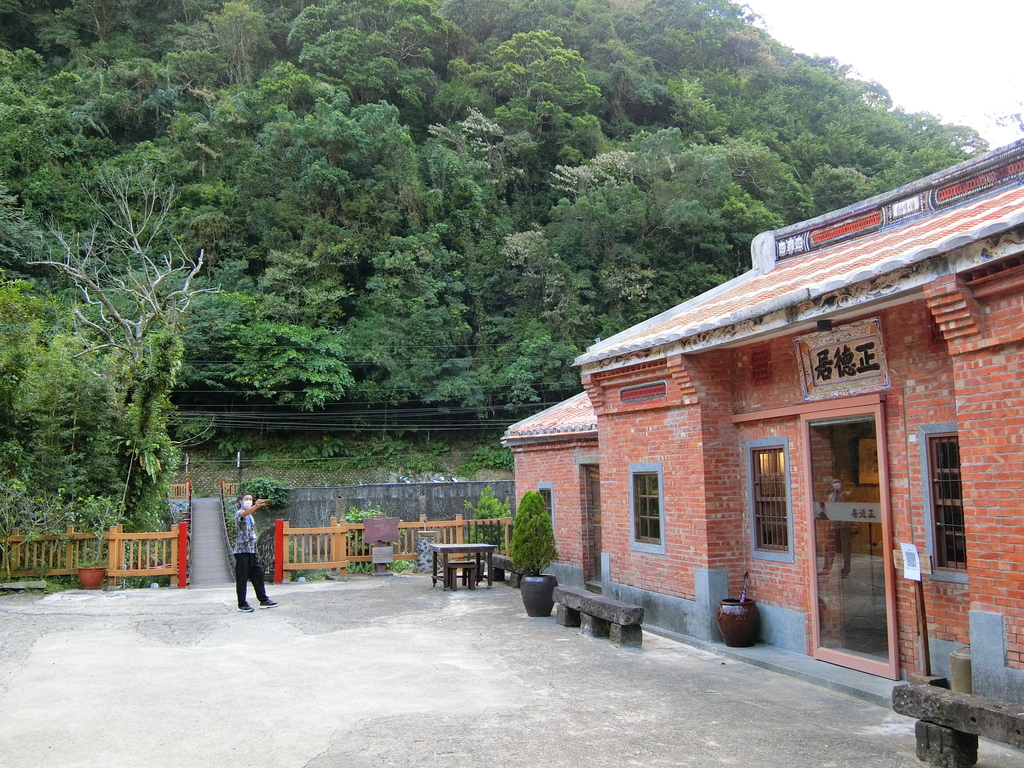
[286,481,516,527]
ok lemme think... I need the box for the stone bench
[489,554,527,588]
[892,684,1024,767]
[553,586,644,648]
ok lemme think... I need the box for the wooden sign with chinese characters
[794,318,890,401]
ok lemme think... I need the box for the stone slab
[553,586,643,626]
[610,623,643,649]
[915,720,979,768]
[490,554,524,587]
[892,684,1024,749]
[556,603,581,627]
[0,581,46,590]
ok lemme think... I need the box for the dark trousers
[235,552,268,607]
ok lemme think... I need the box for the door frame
[581,464,602,582]
[799,396,900,679]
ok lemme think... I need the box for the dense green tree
[0,0,1008,480]
[288,0,453,129]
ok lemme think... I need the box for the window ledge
[752,550,795,564]
[631,541,666,555]
[928,569,968,585]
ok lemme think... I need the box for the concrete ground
[1,574,1021,768]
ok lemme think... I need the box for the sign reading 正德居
[794,317,890,401]
[821,502,881,522]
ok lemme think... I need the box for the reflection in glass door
[808,413,896,677]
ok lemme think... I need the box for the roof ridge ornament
[773,140,1024,263]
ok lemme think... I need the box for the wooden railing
[219,481,239,499]
[1,524,188,588]
[274,515,513,583]
[168,481,193,525]
[168,481,192,500]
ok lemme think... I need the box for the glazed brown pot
[715,598,760,647]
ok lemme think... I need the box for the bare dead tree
[31,167,216,368]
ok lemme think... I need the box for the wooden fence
[168,481,192,501]
[1,524,189,588]
[273,514,513,583]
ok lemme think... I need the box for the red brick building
[503,140,1024,701]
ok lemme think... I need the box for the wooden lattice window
[621,381,667,403]
[632,472,661,545]
[750,345,772,385]
[752,447,788,552]
[929,435,966,569]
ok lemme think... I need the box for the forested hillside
[0,0,985,519]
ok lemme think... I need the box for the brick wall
[579,353,709,600]
[512,437,598,574]
[516,280,1024,680]
[926,265,1024,672]
[948,340,1024,668]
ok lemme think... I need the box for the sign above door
[795,317,890,401]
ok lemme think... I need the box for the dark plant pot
[520,574,557,617]
[78,566,108,590]
[716,598,760,647]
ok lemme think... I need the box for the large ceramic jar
[715,598,760,647]
[520,574,558,617]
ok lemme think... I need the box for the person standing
[233,492,278,612]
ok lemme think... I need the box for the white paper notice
[900,542,922,581]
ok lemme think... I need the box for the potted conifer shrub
[509,491,559,617]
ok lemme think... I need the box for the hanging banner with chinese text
[795,317,890,401]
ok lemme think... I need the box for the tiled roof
[576,141,1024,368]
[502,391,596,443]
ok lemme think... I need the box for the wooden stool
[444,560,478,590]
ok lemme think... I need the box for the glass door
[806,408,898,678]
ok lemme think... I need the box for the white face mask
[241,499,253,510]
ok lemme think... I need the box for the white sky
[743,0,1024,148]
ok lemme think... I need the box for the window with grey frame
[929,434,966,570]
[538,487,552,516]
[751,446,788,552]
[632,471,661,545]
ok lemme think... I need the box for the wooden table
[430,543,497,590]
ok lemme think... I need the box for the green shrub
[457,444,514,475]
[242,477,291,509]
[342,505,382,524]
[508,491,557,576]
[466,486,510,547]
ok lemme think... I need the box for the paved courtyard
[0,574,1020,768]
